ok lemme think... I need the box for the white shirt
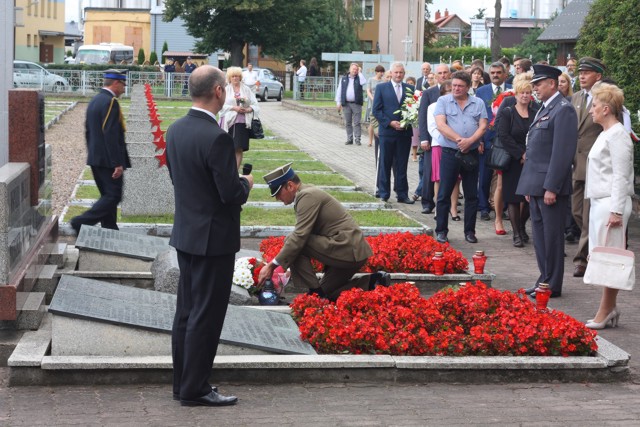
[296,65,307,82]
[242,69,258,86]
[426,103,442,147]
[191,107,218,123]
[334,73,367,105]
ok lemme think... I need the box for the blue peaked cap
[263,162,294,196]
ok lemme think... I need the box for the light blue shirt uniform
[434,94,487,150]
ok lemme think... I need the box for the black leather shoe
[436,232,448,244]
[345,140,353,145]
[573,265,586,277]
[465,233,478,243]
[376,271,391,287]
[520,229,530,243]
[382,198,389,202]
[355,140,362,146]
[524,286,537,295]
[69,220,81,236]
[174,386,218,401]
[397,197,415,204]
[180,390,238,407]
[421,207,433,214]
[480,212,491,221]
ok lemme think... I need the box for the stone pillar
[9,90,46,206]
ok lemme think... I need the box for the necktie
[495,86,502,96]
[395,84,402,103]
[579,91,588,121]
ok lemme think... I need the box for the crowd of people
[333,56,635,330]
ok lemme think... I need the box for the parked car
[13,60,69,92]
[242,67,283,102]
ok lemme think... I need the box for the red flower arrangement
[291,282,598,357]
[489,90,515,128]
[260,232,469,274]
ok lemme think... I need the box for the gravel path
[45,102,87,216]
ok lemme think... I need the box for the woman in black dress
[496,75,539,247]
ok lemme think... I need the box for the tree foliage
[471,8,486,19]
[137,48,146,64]
[161,42,168,58]
[163,0,360,66]
[513,24,557,64]
[149,51,158,65]
[577,0,640,175]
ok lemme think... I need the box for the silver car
[13,60,69,92]
[242,67,283,102]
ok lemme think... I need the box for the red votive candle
[432,251,445,276]
[535,283,551,312]
[472,250,487,274]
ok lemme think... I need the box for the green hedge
[424,47,518,64]
[42,63,159,72]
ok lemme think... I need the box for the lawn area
[248,159,331,172]
[64,205,421,227]
[244,151,315,161]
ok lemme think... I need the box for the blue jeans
[436,148,479,236]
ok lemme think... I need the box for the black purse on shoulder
[485,107,513,171]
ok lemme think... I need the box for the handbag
[455,150,478,172]
[485,107,512,171]
[249,113,264,139]
[584,226,635,291]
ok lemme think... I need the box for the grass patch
[292,173,352,186]
[81,168,93,180]
[250,140,299,150]
[74,185,101,199]
[244,151,315,161]
[299,100,336,108]
[248,188,377,202]
[65,205,420,227]
[249,159,330,172]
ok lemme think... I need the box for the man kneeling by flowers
[257,163,390,301]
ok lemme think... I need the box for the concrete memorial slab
[75,225,169,271]
[49,275,315,356]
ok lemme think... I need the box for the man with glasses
[70,69,131,234]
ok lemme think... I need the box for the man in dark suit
[257,163,389,301]
[372,62,415,204]
[415,62,432,91]
[516,65,578,298]
[475,62,511,221]
[418,63,451,214]
[70,70,131,234]
[570,57,605,278]
[166,65,253,407]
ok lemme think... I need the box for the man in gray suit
[516,65,578,298]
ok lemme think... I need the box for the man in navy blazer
[417,64,451,213]
[516,65,577,298]
[70,69,131,234]
[475,62,511,220]
[372,62,415,204]
[166,65,253,407]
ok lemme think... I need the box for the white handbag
[584,226,635,291]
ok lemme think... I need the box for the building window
[54,0,57,19]
[356,0,374,20]
[27,34,31,47]
[361,40,373,54]
[34,35,38,47]
[47,0,51,18]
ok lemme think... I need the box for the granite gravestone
[49,275,316,355]
[75,226,170,271]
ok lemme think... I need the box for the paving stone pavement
[2,100,640,426]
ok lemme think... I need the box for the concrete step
[31,265,59,304]
[44,242,68,268]
[15,292,46,330]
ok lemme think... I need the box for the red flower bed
[290,282,598,357]
[260,232,469,274]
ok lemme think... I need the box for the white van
[75,43,134,65]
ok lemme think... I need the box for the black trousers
[172,250,234,400]
[71,166,122,230]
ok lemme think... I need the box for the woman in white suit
[584,83,635,329]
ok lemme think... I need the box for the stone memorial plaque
[75,225,169,261]
[49,275,316,355]
[49,275,176,332]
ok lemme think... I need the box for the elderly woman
[584,83,635,329]
[366,65,385,148]
[220,66,260,168]
[496,74,538,247]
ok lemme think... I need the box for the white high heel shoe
[587,307,618,324]
[585,309,620,330]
